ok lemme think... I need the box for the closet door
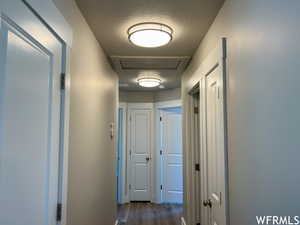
[130,109,152,201]
[0,1,63,224]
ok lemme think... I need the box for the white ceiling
[75,0,224,91]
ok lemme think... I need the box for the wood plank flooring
[118,203,183,225]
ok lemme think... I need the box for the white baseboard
[181,217,187,225]
[114,219,119,225]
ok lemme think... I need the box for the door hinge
[195,163,200,171]
[160,150,163,155]
[160,116,162,121]
[160,185,163,190]
[60,73,66,90]
[56,203,62,222]
[194,107,199,114]
[129,184,131,190]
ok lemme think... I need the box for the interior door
[130,109,152,201]
[205,65,227,225]
[0,1,63,225]
[161,108,183,204]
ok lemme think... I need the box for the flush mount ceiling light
[128,22,173,48]
[137,77,162,88]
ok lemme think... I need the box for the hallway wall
[183,0,300,224]
[53,1,118,225]
[120,88,181,103]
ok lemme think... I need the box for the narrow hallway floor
[118,203,183,225]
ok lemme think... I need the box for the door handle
[203,199,212,208]
[146,157,150,162]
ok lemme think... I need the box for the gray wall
[183,0,300,224]
[53,1,118,225]
[119,91,154,103]
[120,88,181,103]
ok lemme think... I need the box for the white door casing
[129,108,152,201]
[199,39,228,225]
[205,64,227,225]
[0,1,67,225]
[192,94,201,224]
[161,108,183,204]
[184,39,228,225]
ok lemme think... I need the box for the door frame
[183,38,229,225]
[154,100,181,203]
[117,103,128,203]
[127,103,154,202]
[0,1,72,225]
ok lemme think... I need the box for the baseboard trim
[114,219,119,225]
[181,217,187,225]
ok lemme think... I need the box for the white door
[161,108,183,204]
[0,1,63,225]
[205,65,227,225]
[130,109,152,201]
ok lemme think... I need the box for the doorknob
[203,199,212,208]
[146,157,150,162]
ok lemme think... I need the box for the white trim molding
[26,0,73,45]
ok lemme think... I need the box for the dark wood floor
[118,203,183,225]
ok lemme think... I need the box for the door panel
[206,65,227,225]
[0,1,62,225]
[130,109,151,201]
[162,109,183,204]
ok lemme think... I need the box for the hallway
[1,1,300,225]
[118,203,183,225]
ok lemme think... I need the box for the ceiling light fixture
[128,22,173,48]
[137,77,161,88]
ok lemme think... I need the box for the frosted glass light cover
[138,78,161,87]
[128,23,173,48]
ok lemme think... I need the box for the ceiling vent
[110,56,191,73]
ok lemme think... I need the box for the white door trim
[0,1,72,225]
[154,100,181,203]
[127,103,154,202]
[201,38,228,225]
[59,47,71,225]
[25,0,73,45]
[183,38,228,225]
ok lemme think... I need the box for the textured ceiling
[75,0,224,90]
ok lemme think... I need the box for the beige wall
[53,1,118,225]
[120,88,181,103]
[183,0,300,224]
[154,88,181,102]
[119,91,154,103]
